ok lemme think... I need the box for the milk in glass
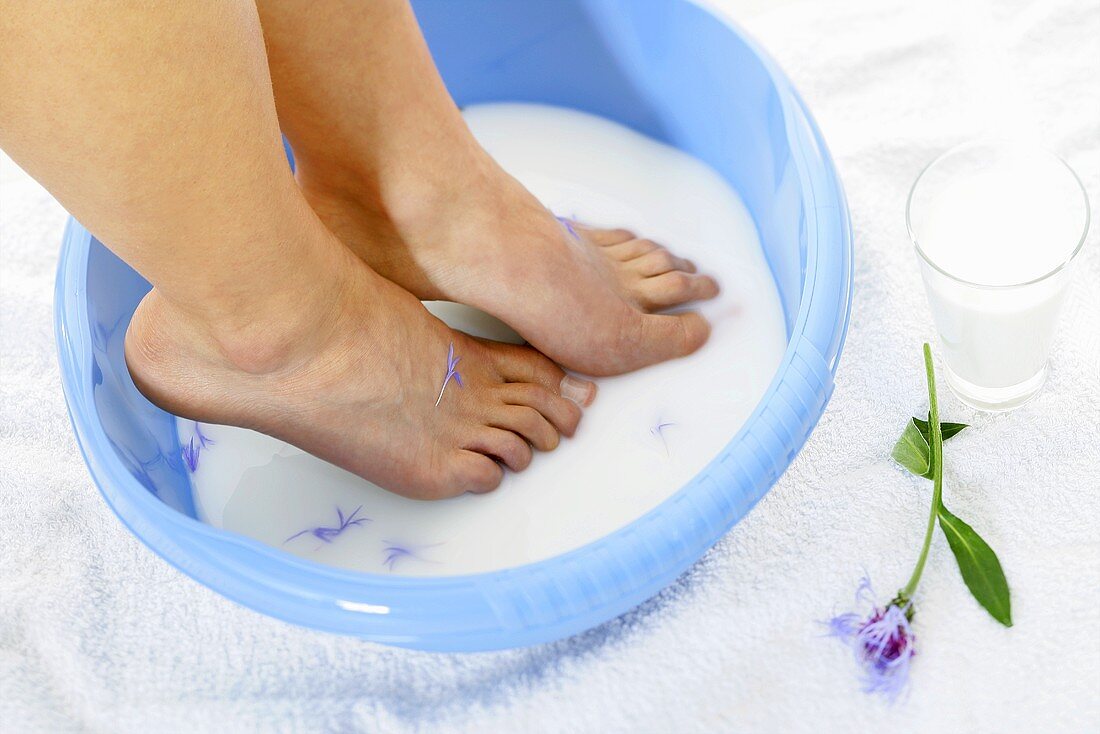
[909,142,1089,410]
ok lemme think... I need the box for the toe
[499,383,583,437]
[627,311,711,367]
[604,237,660,262]
[466,428,533,473]
[488,343,564,391]
[577,225,637,246]
[629,247,697,277]
[450,450,505,494]
[492,405,559,451]
[487,343,596,406]
[558,374,597,407]
[635,271,720,310]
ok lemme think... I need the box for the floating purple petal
[194,421,214,448]
[181,437,200,472]
[651,421,676,456]
[382,545,413,571]
[180,421,214,473]
[381,541,442,572]
[285,505,370,545]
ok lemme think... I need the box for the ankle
[296,131,498,234]
[158,239,357,376]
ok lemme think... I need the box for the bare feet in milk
[301,146,720,377]
[261,0,719,376]
[126,245,594,500]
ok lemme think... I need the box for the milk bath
[911,144,1088,403]
[182,103,788,576]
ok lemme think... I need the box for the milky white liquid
[183,104,787,576]
[914,146,1086,396]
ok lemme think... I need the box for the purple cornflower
[285,505,370,545]
[181,421,214,472]
[826,577,917,702]
[434,342,463,407]
[381,541,442,572]
[555,215,580,240]
[651,420,676,456]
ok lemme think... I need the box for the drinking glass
[907,141,1090,411]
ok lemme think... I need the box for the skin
[255,0,721,377]
[0,0,595,499]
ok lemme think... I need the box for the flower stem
[901,343,943,601]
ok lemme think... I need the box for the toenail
[560,375,596,407]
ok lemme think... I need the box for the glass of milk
[907,141,1090,411]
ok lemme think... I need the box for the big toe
[624,311,711,373]
[569,309,711,376]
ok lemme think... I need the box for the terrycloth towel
[1,0,1097,731]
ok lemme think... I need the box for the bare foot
[125,246,595,500]
[300,149,720,377]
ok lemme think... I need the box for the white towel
[1,0,1097,731]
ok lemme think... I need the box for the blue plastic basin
[54,0,851,651]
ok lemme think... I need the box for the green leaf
[892,419,931,477]
[893,415,969,479]
[937,502,1013,627]
[914,415,969,442]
